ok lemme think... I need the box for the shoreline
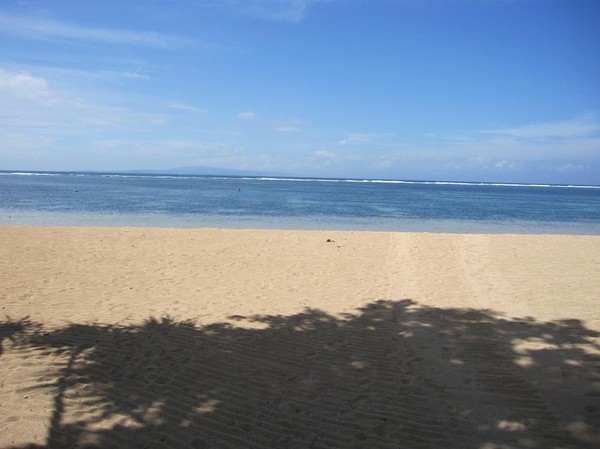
[2,216,600,236]
[1,225,599,447]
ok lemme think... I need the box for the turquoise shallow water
[1,171,599,234]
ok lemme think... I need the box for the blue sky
[1,0,599,183]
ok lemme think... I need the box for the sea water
[1,171,599,234]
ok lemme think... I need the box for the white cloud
[557,163,585,172]
[0,64,152,86]
[337,132,393,145]
[422,115,600,164]
[275,125,298,132]
[238,111,258,120]
[478,116,600,140]
[204,0,332,22]
[92,139,226,154]
[321,116,599,177]
[0,69,57,104]
[494,160,520,170]
[371,158,394,170]
[275,121,301,133]
[0,116,63,128]
[168,102,205,112]
[0,12,192,48]
[314,150,341,160]
[300,115,600,180]
[313,149,363,164]
[0,68,168,137]
[111,71,150,80]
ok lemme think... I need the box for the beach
[1,225,599,448]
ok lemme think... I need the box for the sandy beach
[1,225,599,448]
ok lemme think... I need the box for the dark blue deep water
[1,171,599,234]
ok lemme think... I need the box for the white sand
[1,226,599,448]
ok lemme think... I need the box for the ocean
[1,170,599,234]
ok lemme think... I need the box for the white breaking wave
[0,172,61,176]
[244,176,600,189]
[1,171,599,189]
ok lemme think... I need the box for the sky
[1,0,599,184]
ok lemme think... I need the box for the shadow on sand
[0,317,36,357]
[2,299,600,448]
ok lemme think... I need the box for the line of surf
[1,171,598,189]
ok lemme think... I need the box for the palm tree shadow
[0,316,34,357]
[9,299,600,448]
